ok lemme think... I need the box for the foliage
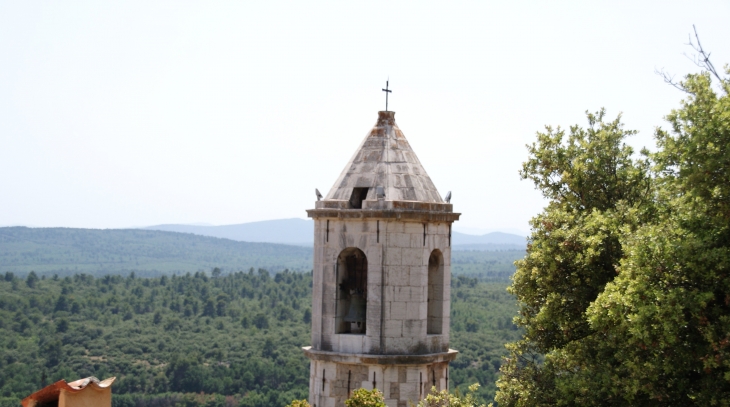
[416,383,486,407]
[496,67,730,405]
[585,69,730,404]
[0,267,519,406]
[345,388,385,407]
[496,108,652,405]
[285,399,310,407]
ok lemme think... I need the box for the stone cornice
[302,347,458,365]
[306,209,460,222]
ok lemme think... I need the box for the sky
[1,2,729,235]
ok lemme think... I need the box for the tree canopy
[496,65,730,405]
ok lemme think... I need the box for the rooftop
[324,111,445,205]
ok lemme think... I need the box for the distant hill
[0,226,523,280]
[145,218,313,246]
[451,231,526,251]
[0,227,312,277]
[144,219,526,250]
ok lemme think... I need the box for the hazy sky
[2,2,729,235]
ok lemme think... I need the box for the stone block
[390,301,407,320]
[385,221,404,234]
[383,366,398,382]
[403,319,425,337]
[401,248,425,266]
[387,337,415,353]
[384,320,403,337]
[385,248,402,266]
[393,287,410,302]
[392,233,411,248]
[367,283,382,301]
[398,367,407,382]
[406,301,422,320]
[339,334,364,354]
[383,286,395,301]
[358,234,369,248]
[410,286,425,302]
[409,266,426,287]
[404,222,424,234]
[410,233,423,248]
[387,266,409,286]
[326,245,341,260]
[364,333,378,353]
[367,298,381,314]
[399,382,418,401]
[366,248,382,265]
[406,367,422,383]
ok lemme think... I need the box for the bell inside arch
[344,292,366,333]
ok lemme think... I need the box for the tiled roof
[21,376,115,407]
[325,111,444,203]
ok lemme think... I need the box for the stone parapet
[314,200,454,212]
[306,208,460,222]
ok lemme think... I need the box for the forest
[0,268,520,407]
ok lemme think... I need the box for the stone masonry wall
[308,359,450,407]
[311,217,452,355]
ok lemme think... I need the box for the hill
[145,218,314,247]
[0,227,312,277]
[0,270,520,406]
[144,219,527,250]
[0,227,523,280]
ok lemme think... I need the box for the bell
[344,293,366,324]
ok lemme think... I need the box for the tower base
[303,347,457,407]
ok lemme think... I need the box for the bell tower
[304,110,459,407]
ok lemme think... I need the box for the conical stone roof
[325,111,444,204]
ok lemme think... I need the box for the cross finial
[382,79,392,111]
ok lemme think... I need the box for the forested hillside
[0,227,523,280]
[0,227,313,276]
[0,270,520,407]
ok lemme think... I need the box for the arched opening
[427,249,444,334]
[336,247,368,334]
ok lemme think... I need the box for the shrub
[345,388,385,407]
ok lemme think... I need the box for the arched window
[427,249,444,335]
[336,248,368,334]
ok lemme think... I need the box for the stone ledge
[306,209,460,222]
[314,200,453,212]
[302,347,458,365]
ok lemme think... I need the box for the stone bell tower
[304,110,459,407]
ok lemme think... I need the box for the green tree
[497,62,730,405]
[496,109,652,406]
[25,271,39,288]
[253,312,269,329]
[585,68,730,404]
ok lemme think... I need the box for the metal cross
[382,80,392,111]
